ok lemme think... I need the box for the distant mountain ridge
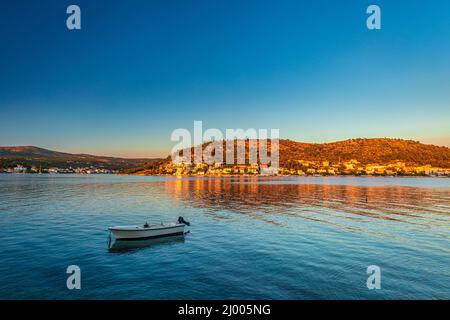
[0,146,159,169]
[0,146,75,157]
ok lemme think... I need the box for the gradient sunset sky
[0,0,449,157]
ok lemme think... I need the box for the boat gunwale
[112,231,185,241]
[108,224,185,232]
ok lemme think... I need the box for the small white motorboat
[109,216,190,240]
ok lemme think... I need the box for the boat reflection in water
[108,234,186,253]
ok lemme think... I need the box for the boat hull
[109,224,185,240]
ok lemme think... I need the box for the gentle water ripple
[0,174,449,299]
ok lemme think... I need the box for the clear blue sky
[0,0,449,157]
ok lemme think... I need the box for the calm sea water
[0,174,449,299]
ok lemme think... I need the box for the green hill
[125,138,450,174]
[279,138,450,167]
[0,146,159,169]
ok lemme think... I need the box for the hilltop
[124,138,450,175]
[278,138,450,167]
[0,146,159,170]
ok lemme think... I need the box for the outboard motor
[178,216,190,226]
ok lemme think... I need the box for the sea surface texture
[0,174,449,299]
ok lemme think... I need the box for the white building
[13,165,27,173]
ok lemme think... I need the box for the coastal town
[1,159,449,177]
[132,159,450,177]
[0,165,117,174]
